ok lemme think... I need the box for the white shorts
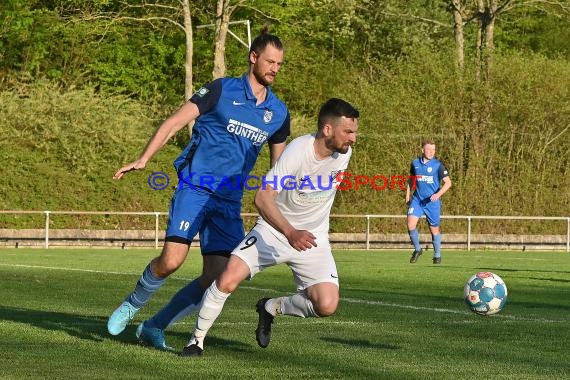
[232,223,339,291]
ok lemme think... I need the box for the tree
[70,1,196,101]
[377,0,569,80]
[211,0,273,79]
[212,0,231,79]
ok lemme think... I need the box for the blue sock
[432,234,442,258]
[408,229,421,251]
[146,279,206,330]
[126,264,166,309]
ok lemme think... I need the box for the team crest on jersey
[263,110,273,124]
[195,87,209,97]
[427,167,433,173]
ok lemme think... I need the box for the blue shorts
[165,187,244,254]
[407,197,441,227]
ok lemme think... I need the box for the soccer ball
[464,271,507,316]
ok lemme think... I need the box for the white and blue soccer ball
[464,271,507,316]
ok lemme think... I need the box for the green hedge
[1,51,569,234]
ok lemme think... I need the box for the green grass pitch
[0,248,568,379]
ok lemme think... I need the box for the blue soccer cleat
[107,301,139,336]
[136,322,173,351]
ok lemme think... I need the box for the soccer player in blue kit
[107,29,290,350]
[405,140,452,264]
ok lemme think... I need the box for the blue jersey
[174,74,290,202]
[409,157,449,204]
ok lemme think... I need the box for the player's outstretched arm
[113,102,200,180]
[113,160,147,180]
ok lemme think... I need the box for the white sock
[189,282,230,349]
[280,292,319,317]
[264,297,284,316]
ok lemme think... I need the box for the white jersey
[257,134,351,235]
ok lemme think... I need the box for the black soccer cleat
[180,343,203,357]
[433,257,441,264]
[409,249,423,263]
[255,298,274,348]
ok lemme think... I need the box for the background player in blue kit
[107,29,290,350]
[405,140,452,264]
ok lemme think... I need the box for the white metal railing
[0,210,569,251]
[353,214,570,252]
[1,210,170,250]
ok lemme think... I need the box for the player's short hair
[249,26,283,56]
[422,139,436,147]
[317,98,360,131]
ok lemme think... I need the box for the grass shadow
[320,336,399,350]
[163,330,253,350]
[0,306,254,355]
[0,306,113,342]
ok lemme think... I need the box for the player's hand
[113,160,147,180]
[405,195,410,205]
[430,193,441,202]
[287,229,317,252]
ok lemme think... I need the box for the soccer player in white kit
[180,98,359,356]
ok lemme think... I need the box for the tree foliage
[1,0,569,226]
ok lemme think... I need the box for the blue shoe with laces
[107,301,139,336]
[136,322,173,351]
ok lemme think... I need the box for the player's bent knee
[216,276,240,294]
[430,227,440,235]
[314,304,337,317]
[313,297,339,317]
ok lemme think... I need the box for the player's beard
[252,66,275,87]
[325,136,351,154]
[336,144,350,154]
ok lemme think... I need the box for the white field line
[457,255,548,261]
[0,263,566,324]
